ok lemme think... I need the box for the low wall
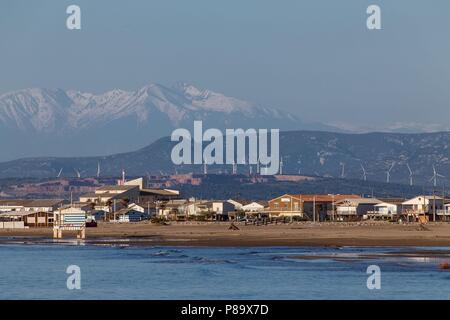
[0,221,26,229]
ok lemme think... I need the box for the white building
[402,196,443,214]
[373,202,398,215]
[241,201,266,213]
[335,198,382,219]
[0,199,65,213]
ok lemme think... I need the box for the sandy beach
[2,221,450,247]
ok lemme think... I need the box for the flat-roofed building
[0,210,54,227]
[80,185,140,204]
[335,198,382,220]
[0,199,65,213]
[267,194,359,220]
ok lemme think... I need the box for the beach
[2,221,450,247]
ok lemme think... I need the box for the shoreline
[2,221,450,247]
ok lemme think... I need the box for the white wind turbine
[57,168,63,178]
[279,156,284,175]
[203,157,208,175]
[96,162,101,178]
[340,162,345,178]
[74,168,81,178]
[406,163,414,186]
[430,165,445,187]
[386,162,395,183]
[360,164,367,181]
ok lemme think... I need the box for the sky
[1,0,450,131]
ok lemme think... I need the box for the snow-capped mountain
[0,83,298,133]
[0,83,330,161]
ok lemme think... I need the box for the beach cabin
[53,207,87,239]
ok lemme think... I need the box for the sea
[1,241,450,300]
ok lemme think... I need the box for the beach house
[267,194,359,221]
[402,195,444,222]
[0,210,55,228]
[334,198,382,221]
[0,199,65,213]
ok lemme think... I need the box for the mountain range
[0,82,337,161]
[1,130,450,188]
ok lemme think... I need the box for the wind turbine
[96,162,101,178]
[279,156,284,175]
[430,165,445,187]
[360,164,367,181]
[340,162,345,178]
[57,168,63,178]
[74,168,81,178]
[203,157,208,175]
[386,162,395,183]
[406,163,414,186]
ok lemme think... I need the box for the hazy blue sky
[1,0,450,131]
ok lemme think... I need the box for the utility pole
[433,191,436,222]
[313,196,316,223]
[443,185,446,221]
[332,194,335,222]
[114,199,117,222]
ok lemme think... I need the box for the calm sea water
[1,242,450,300]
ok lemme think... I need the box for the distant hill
[1,130,450,188]
[173,175,430,200]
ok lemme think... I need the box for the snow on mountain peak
[0,82,297,134]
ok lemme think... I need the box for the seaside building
[155,199,234,221]
[335,198,382,221]
[53,205,87,239]
[402,195,444,214]
[402,195,444,222]
[227,199,267,213]
[0,199,65,213]
[0,210,54,228]
[241,201,267,213]
[267,194,359,221]
[79,177,180,215]
[80,185,141,204]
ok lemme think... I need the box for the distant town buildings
[1,175,450,231]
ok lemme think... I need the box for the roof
[270,194,360,203]
[114,207,145,215]
[377,198,406,205]
[79,193,98,198]
[140,188,180,196]
[0,199,64,207]
[0,211,46,217]
[403,195,443,204]
[96,185,137,191]
[129,202,157,209]
[242,201,266,207]
[336,198,382,206]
